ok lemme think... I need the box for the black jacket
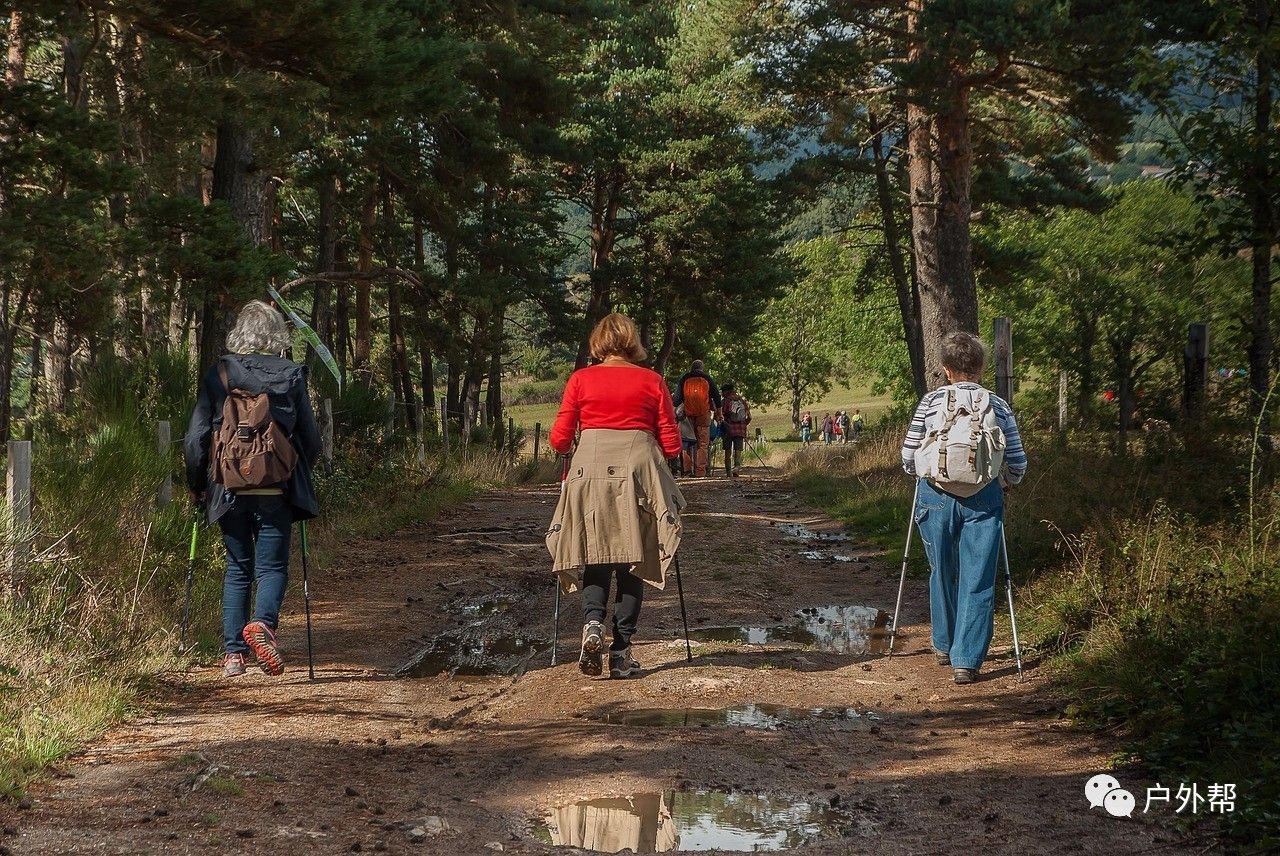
[672,369,723,411]
[184,354,321,524]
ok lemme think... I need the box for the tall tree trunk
[906,3,979,390]
[308,171,337,376]
[574,170,623,368]
[420,340,436,431]
[353,189,377,386]
[1248,8,1274,433]
[44,317,72,413]
[446,360,461,424]
[653,310,677,375]
[485,307,505,447]
[201,112,267,369]
[871,123,926,397]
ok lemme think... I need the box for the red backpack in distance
[682,376,712,418]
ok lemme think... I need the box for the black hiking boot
[609,647,641,679]
[579,621,605,677]
[935,652,951,666]
[953,668,977,685]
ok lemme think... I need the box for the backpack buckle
[236,423,252,442]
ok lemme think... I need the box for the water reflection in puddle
[533,790,848,853]
[774,522,851,542]
[688,605,890,655]
[593,703,879,730]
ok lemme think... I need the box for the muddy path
[2,470,1202,855]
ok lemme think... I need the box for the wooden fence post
[320,398,334,472]
[439,396,450,457]
[415,400,426,465]
[384,393,396,442]
[156,421,172,507]
[533,422,541,462]
[508,416,515,459]
[6,440,32,596]
[1183,322,1209,421]
[993,317,1013,407]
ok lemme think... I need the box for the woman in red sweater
[546,314,685,679]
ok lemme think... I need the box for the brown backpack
[212,361,298,491]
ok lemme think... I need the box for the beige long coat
[546,428,686,593]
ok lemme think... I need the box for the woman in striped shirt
[901,332,1027,685]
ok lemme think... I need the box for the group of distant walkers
[185,303,1026,689]
[799,408,863,446]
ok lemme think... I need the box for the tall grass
[790,425,1280,846]
[0,355,542,799]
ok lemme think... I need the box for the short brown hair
[588,313,647,363]
[940,331,987,378]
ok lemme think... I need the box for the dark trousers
[582,563,644,650]
[219,494,293,655]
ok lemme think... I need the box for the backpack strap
[216,360,232,395]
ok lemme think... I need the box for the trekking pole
[999,520,1026,682]
[673,554,692,662]
[887,480,921,655]
[300,520,315,680]
[550,582,561,666]
[179,514,200,651]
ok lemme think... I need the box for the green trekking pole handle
[180,516,199,651]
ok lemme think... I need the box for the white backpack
[914,386,1006,496]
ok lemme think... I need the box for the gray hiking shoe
[223,653,247,678]
[953,668,977,685]
[935,652,951,666]
[579,621,605,676]
[609,647,641,679]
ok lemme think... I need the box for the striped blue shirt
[901,383,1027,484]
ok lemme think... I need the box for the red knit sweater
[550,363,682,458]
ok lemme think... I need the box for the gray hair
[691,359,705,372]
[940,331,987,378]
[227,300,291,356]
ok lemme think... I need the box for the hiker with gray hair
[184,300,321,678]
[901,331,1027,685]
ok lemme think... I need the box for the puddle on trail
[396,631,547,678]
[532,790,849,853]
[774,522,851,542]
[592,703,880,730]
[397,592,546,678]
[689,605,890,656]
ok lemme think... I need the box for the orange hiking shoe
[242,621,285,676]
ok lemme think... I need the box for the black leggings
[582,563,644,651]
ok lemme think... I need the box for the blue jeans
[219,494,293,655]
[914,479,1003,670]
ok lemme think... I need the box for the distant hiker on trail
[821,412,835,444]
[672,359,722,477]
[719,383,752,477]
[850,408,865,441]
[676,403,697,476]
[837,410,851,444]
[901,331,1027,686]
[183,301,321,679]
[799,411,813,446]
[547,313,686,679]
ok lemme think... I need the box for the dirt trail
[2,469,1202,855]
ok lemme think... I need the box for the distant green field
[506,379,896,455]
